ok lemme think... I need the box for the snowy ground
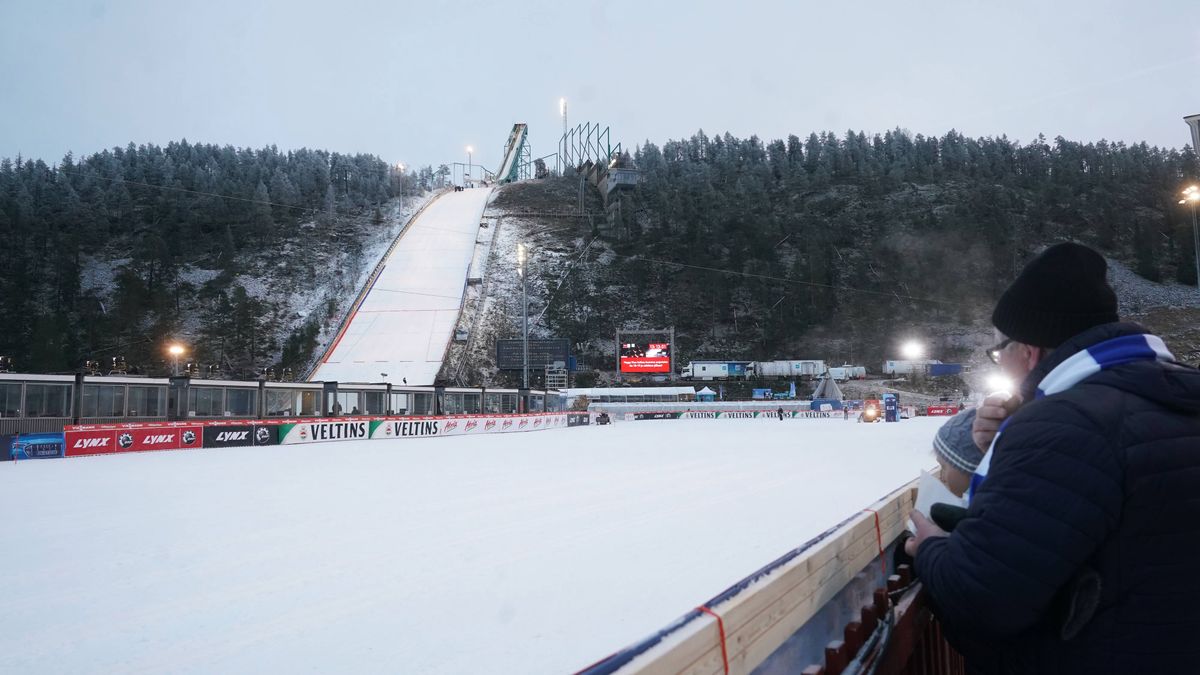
[0,418,941,674]
[441,197,597,386]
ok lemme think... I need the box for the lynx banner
[202,424,278,448]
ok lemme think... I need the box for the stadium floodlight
[900,340,924,360]
[167,343,186,376]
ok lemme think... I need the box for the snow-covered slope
[310,188,493,384]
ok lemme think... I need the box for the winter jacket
[914,322,1200,674]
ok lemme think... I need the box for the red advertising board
[620,342,671,373]
[926,405,960,416]
[114,426,202,453]
[65,429,117,456]
[65,425,203,456]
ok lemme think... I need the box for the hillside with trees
[4,128,1200,381]
[496,129,1200,381]
[0,141,434,375]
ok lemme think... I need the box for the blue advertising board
[882,393,900,423]
[8,432,66,459]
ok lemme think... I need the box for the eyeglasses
[987,338,1014,365]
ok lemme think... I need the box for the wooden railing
[577,480,967,675]
[875,583,965,675]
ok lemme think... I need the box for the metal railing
[0,417,71,435]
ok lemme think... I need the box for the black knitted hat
[991,243,1119,348]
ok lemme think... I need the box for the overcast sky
[2,0,1199,172]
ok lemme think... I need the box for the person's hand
[972,392,1021,452]
[904,511,948,558]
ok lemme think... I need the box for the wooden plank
[723,506,910,673]
[621,484,916,675]
[649,518,885,675]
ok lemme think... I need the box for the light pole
[167,343,185,376]
[517,243,529,392]
[466,145,473,185]
[1180,186,1200,291]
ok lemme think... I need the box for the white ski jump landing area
[0,418,942,674]
[310,187,492,385]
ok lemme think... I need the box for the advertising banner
[567,412,591,427]
[631,412,683,421]
[279,419,371,445]
[368,414,565,439]
[65,429,118,456]
[926,405,959,416]
[202,425,262,448]
[883,393,900,423]
[7,432,65,460]
[632,410,834,421]
[251,425,278,446]
[371,418,443,439]
[111,426,202,453]
[49,413,567,457]
[619,342,671,373]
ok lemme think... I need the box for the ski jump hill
[309,125,528,386]
[308,187,491,386]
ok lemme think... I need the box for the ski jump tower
[495,123,531,183]
[558,122,639,237]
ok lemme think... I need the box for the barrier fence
[4,411,594,461]
[577,480,964,675]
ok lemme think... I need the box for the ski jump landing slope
[310,188,492,385]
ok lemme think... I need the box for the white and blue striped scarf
[967,333,1175,502]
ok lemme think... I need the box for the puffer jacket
[914,322,1200,674]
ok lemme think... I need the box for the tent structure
[810,377,845,410]
[696,386,716,402]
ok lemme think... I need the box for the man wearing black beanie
[905,242,1200,674]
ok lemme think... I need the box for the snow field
[0,417,943,674]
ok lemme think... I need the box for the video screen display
[620,342,671,373]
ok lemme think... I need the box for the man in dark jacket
[905,242,1200,674]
